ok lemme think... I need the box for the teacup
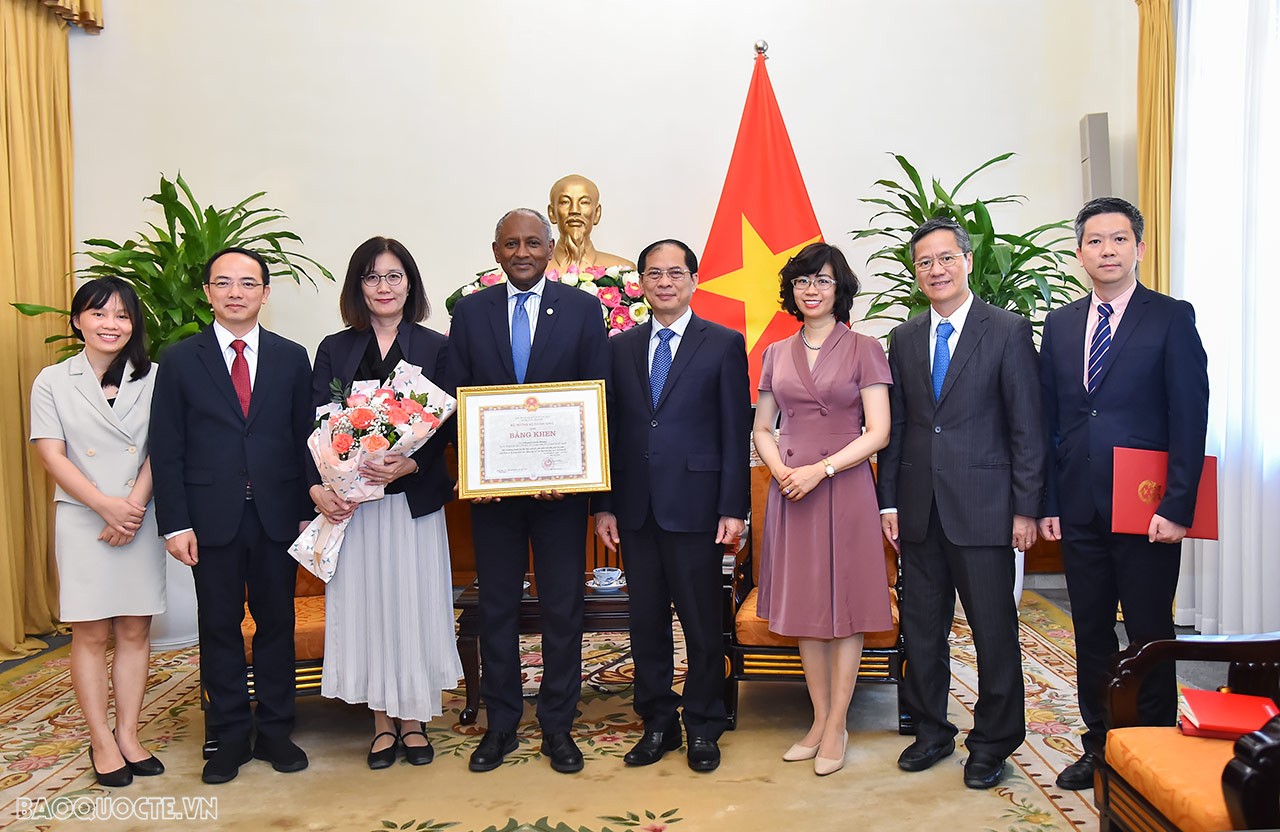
[593,567,623,586]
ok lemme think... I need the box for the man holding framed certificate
[446,208,611,774]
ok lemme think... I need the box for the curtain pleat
[1134,0,1175,295]
[37,0,101,33]
[0,0,77,658]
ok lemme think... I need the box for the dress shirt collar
[651,307,694,341]
[212,320,261,355]
[506,277,546,301]
[1090,279,1137,318]
[929,291,975,339]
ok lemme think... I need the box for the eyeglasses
[641,268,693,282]
[791,275,837,290]
[207,278,264,292]
[362,271,406,287]
[912,252,967,273]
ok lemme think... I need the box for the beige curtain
[0,0,95,658]
[1134,0,1175,294]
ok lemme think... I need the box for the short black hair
[636,239,698,274]
[339,236,430,330]
[908,218,972,260]
[69,277,152,384]
[778,242,859,325]
[203,246,271,286]
[1074,197,1144,245]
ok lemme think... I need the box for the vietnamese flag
[692,52,823,399]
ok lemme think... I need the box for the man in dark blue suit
[446,209,611,774]
[594,239,750,772]
[150,248,314,784]
[1039,197,1209,790]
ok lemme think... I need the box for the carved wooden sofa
[1097,631,1280,832]
[722,465,909,732]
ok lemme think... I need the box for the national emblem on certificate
[456,379,610,498]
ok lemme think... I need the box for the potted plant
[14,173,333,358]
[853,152,1084,336]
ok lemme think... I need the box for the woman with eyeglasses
[309,237,461,769]
[29,278,167,787]
[751,242,893,776]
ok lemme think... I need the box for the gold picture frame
[456,379,611,499]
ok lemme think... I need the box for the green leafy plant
[12,173,333,358]
[853,152,1083,335]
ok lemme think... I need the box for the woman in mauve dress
[752,242,893,776]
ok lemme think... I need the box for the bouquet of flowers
[445,264,650,338]
[287,360,456,582]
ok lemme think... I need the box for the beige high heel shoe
[814,730,848,776]
[782,741,819,762]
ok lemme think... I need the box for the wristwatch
[823,458,835,478]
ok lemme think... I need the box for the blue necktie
[511,292,533,383]
[1087,302,1114,394]
[650,328,676,409]
[932,320,954,401]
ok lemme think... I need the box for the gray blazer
[876,297,1045,547]
[29,352,155,504]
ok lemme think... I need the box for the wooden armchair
[722,465,909,732]
[1096,631,1280,832]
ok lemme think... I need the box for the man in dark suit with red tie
[878,218,1045,789]
[594,239,750,772]
[1040,197,1209,790]
[446,209,611,774]
[150,247,314,784]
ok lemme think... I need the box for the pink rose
[585,265,607,279]
[596,286,623,308]
[386,406,409,426]
[360,434,390,452]
[332,433,355,454]
[545,269,560,282]
[346,393,369,407]
[623,281,644,298]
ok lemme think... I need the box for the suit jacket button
[787,408,795,417]
[643,451,649,459]
[650,419,658,428]
[86,448,96,456]
[126,478,136,487]
[1090,409,1098,417]
[127,446,137,454]
[933,426,942,433]
[786,449,794,457]
[819,407,829,416]
[820,448,829,455]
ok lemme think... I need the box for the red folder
[1112,448,1218,539]
[1179,688,1279,740]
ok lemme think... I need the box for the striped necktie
[1087,302,1114,394]
[650,328,676,409]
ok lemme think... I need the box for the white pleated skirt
[320,497,462,722]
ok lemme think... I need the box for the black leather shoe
[401,722,435,766]
[624,728,683,766]
[963,752,1006,789]
[367,730,399,770]
[687,737,721,772]
[253,735,308,773]
[124,754,164,777]
[1055,751,1100,790]
[897,738,956,772]
[469,730,518,772]
[540,732,584,773]
[88,747,133,788]
[202,738,252,785]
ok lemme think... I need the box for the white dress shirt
[212,320,261,389]
[507,277,546,345]
[647,307,694,372]
[929,291,975,373]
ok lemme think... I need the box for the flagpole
[754,39,768,58]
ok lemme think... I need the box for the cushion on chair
[734,587,899,650]
[242,594,327,663]
[1105,727,1235,832]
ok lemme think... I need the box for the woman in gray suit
[30,278,166,788]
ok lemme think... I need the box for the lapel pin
[546,308,554,315]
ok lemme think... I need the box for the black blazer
[446,279,611,390]
[596,314,751,532]
[150,325,313,546]
[309,321,454,519]
[877,297,1046,547]
[1040,282,1209,527]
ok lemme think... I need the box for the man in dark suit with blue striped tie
[1040,197,1209,790]
[446,209,611,775]
[877,218,1045,789]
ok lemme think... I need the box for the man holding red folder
[1039,197,1209,790]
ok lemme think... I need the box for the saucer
[586,578,626,593]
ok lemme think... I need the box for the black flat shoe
[401,722,435,766]
[1055,751,1100,790]
[687,737,721,772]
[124,754,164,777]
[202,737,252,785]
[88,747,133,788]
[367,731,399,770]
[624,729,683,766]
[540,732,584,773]
[469,730,519,772]
[253,734,308,773]
[963,752,1006,789]
[897,738,956,772]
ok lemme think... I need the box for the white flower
[622,269,641,285]
[461,284,479,296]
[578,280,598,294]
[560,270,580,287]
[629,303,651,323]
[604,265,621,278]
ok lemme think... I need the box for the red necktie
[230,339,251,417]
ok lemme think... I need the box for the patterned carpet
[0,592,1095,831]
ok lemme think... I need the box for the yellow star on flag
[698,215,820,354]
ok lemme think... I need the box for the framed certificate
[456,379,611,499]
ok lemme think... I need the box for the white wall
[69,0,1137,353]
